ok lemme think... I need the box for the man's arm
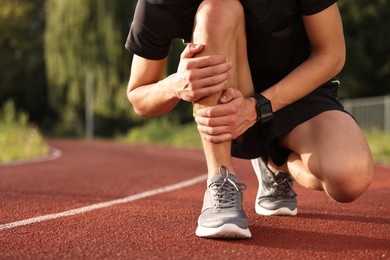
[195,3,346,143]
[127,43,232,117]
[127,55,176,116]
[261,2,346,112]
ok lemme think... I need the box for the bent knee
[325,159,374,203]
[195,0,244,33]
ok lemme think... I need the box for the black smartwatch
[254,94,273,124]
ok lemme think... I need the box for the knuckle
[184,71,191,83]
[187,91,195,99]
[186,82,193,90]
[187,70,193,79]
[183,62,191,70]
[230,106,238,114]
[229,117,238,126]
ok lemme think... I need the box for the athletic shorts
[231,80,352,165]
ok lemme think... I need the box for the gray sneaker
[195,165,251,239]
[251,157,297,216]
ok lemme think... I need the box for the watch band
[254,94,273,124]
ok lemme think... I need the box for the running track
[0,139,389,259]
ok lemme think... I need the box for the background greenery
[0,0,389,163]
[123,119,390,164]
[0,100,48,163]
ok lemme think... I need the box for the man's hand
[195,88,257,143]
[173,43,231,102]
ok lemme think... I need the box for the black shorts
[231,80,352,165]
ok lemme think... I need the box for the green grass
[364,130,390,165]
[122,119,390,165]
[0,100,49,163]
[122,118,202,149]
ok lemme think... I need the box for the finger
[195,61,231,78]
[190,70,230,89]
[220,88,237,103]
[185,81,227,102]
[201,132,234,144]
[195,114,232,127]
[196,103,233,118]
[181,43,203,59]
[197,124,230,136]
[188,55,229,69]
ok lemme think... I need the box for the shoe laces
[269,173,296,197]
[210,165,247,209]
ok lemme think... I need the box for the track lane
[0,139,206,224]
[0,139,389,259]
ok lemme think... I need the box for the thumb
[181,43,203,58]
[219,88,237,103]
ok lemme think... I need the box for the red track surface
[0,139,389,259]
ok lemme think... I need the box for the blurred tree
[45,0,136,136]
[2,0,388,138]
[338,0,390,98]
[0,0,50,126]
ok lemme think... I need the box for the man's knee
[325,158,374,203]
[194,0,244,35]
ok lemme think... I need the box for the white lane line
[0,174,207,231]
[0,147,62,168]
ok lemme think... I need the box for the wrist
[248,97,258,125]
[253,94,273,124]
[161,74,182,101]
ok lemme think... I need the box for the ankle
[268,159,289,174]
[207,164,236,185]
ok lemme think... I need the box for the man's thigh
[279,110,373,180]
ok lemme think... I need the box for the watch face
[256,94,273,124]
[260,103,273,123]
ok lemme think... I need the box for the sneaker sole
[255,202,297,216]
[252,158,298,216]
[196,223,252,239]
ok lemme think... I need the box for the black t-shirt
[125,0,337,90]
[125,0,202,60]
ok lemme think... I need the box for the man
[125,0,374,239]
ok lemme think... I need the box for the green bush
[0,100,49,163]
[123,118,390,165]
[123,118,202,149]
[364,130,390,164]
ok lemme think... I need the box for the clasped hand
[175,43,256,143]
[195,88,257,143]
[174,43,231,102]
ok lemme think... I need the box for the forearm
[261,50,345,112]
[262,4,346,112]
[194,52,345,143]
[128,73,180,117]
[127,44,231,117]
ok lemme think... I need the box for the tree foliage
[0,0,49,124]
[0,0,388,137]
[45,0,135,136]
[338,0,390,97]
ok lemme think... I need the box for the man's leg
[192,0,254,238]
[251,157,298,216]
[279,110,374,202]
[192,0,253,181]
